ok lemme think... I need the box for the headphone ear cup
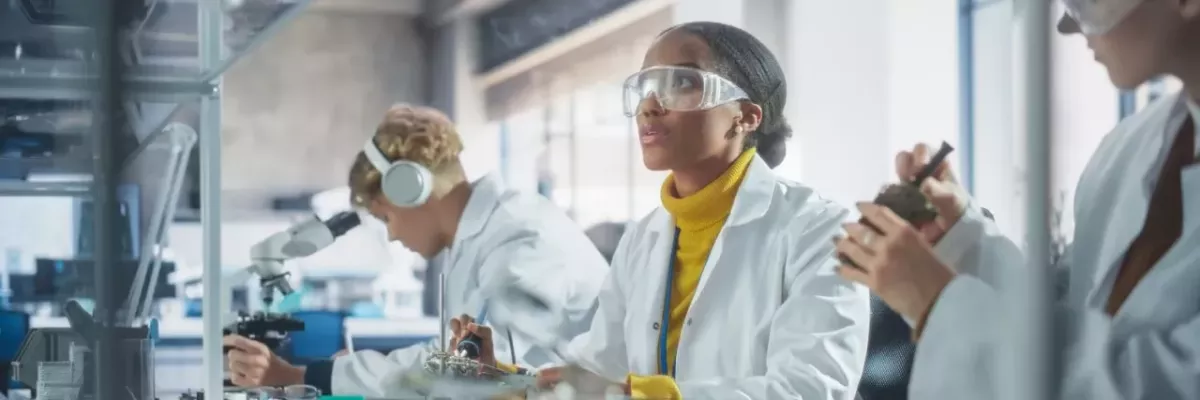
[379,161,435,207]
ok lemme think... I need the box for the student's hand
[836,203,957,323]
[450,314,497,368]
[488,391,528,400]
[223,335,305,387]
[895,143,969,244]
[534,365,622,395]
[535,366,565,389]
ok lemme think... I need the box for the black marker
[911,142,955,187]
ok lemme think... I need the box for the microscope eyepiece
[324,211,362,237]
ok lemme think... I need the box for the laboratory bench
[30,316,439,351]
[19,317,437,396]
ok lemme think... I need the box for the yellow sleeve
[627,374,683,400]
[495,362,520,374]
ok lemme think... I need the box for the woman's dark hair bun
[753,116,791,168]
[669,21,791,169]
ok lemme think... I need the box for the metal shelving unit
[0,0,312,397]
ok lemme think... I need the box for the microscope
[220,211,362,353]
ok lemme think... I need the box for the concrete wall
[218,11,429,214]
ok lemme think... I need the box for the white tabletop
[31,316,440,338]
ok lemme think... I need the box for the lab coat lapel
[1183,164,1200,235]
[1089,144,1155,293]
[1088,94,1186,299]
[634,210,676,374]
[446,175,502,269]
[689,155,775,311]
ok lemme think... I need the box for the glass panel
[572,82,635,226]
[502,106,545,194]
[115,119,196,319]
[0,98,93,195]
[545,129,572,210]
[120,120,196,257]
[544,92,573,211]
[0,0,310,86]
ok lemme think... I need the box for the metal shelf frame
[0,73,218,101]
[198,0,226,395]
[0,179,91,196]
[1,0,313,397]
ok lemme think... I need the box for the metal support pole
[957,0,976,194]
[91,0,127,397]
[199,0,226,397]
[439,273,447,353]
[1012,0,1056,398]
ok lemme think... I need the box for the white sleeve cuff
[909,275,1001,399]
[933,200,988,268]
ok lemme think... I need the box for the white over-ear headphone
[361,136,435,207]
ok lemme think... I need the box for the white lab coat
[331,174,610,397]
[910,90,1200,399]
[565,154,872,400]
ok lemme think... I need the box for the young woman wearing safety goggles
[452,21,870,400]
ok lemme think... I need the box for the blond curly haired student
[224,105,610,397]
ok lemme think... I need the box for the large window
[961,0,1181,243]
[495,78,663,228]
[499,106,547,194]
[488,38,662,229]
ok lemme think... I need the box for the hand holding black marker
[839,141,955,270]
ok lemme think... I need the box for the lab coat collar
[648,152,777,234]
[1088,91,1200,299]
[725,154,777,227]
[1183,95,1200,238]
[647,153,777,235]
[639,153,777,307]
[455,174,504,240]
[1088,92,1180,294]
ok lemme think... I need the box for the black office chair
[584,222,627,264]
[855,207,994,400]
[856,295,915,400]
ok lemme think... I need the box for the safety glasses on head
[1057,0,1145,35]
[361,136,435,207]
[621,66,750,117]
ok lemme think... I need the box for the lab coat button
[686,319,693,325]
[652,322,660,330]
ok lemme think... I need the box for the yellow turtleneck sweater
[628,149,756,399]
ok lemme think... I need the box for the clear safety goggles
[621,66,749,117]
[1058,0,1145,35]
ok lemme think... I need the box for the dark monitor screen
[33,258,176,300]
[75,184,140,260]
